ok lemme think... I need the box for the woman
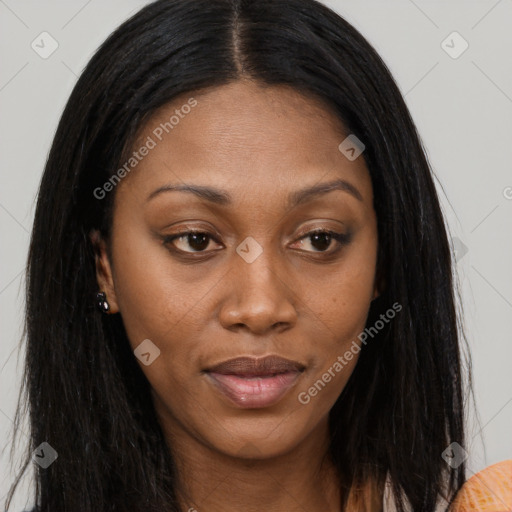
[6,0,502,511]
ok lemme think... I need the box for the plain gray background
[1,0,511,509]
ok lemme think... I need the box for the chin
[202,411,320,460]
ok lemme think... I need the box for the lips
[204,356,305,408]
[207,355,305,376]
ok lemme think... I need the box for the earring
[96,291,110,313]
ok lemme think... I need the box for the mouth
[204,355,306,409]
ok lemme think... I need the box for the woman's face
[93,80,379,460]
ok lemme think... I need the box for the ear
[89,229,119,314]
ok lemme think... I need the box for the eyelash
[162,228,352,258]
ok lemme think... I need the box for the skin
[92,79,380,512]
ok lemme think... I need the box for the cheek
[294,283,370,414]
[295,231,377,398]
[108,228,217,412]
[109,228,209,351]
[299,230,377,343]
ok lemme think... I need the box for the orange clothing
[451,460,512,512]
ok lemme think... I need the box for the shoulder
[451,459,512,512]
[383,460,512,512]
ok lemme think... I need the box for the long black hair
[6,0,474,510]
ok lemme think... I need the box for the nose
[218,248,298,336]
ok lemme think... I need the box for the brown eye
[164,231,219,253]
[294,229,352,253]
[308,232,333,252]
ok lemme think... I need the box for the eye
[292,229,352,254]
[163,230,222,254]
[162,228,352,257]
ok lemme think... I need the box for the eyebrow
[146,178,363,207]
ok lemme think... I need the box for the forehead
[116,80,372,206]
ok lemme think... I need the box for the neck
[162,416,342,512]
